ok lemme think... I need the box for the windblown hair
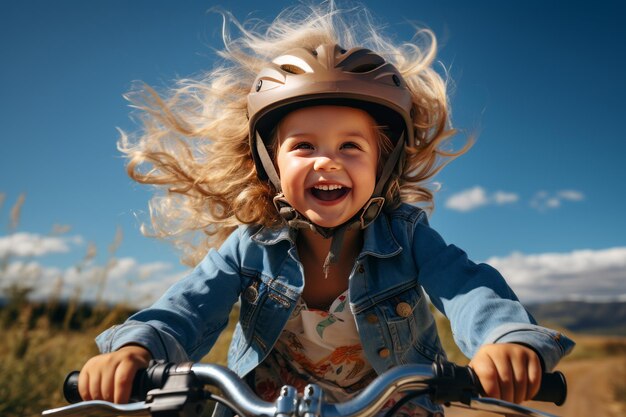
[119,2,470,265]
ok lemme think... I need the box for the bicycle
[41,359,567,417]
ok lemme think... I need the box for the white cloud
[445,186,519,212]
[0,261,63,299]
[3,243,624,308]
[2,260,58,283]
[108,257,140,281]
[546,198,560,208]
[0,232,83,257]
[493,191,519,205]
[137,262,175,280]
[445,187,489,212]
[0,230,186,307]
[558,190,585,201]
[530,190,585,211]
[445,187,585,212]
[0,257,185,308]
[484,247,626,303]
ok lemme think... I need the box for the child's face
[276,105,379,228]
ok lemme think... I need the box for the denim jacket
[96,203,574,413]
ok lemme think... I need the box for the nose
[313,155,341,171]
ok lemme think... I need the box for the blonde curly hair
[118,2,470,266]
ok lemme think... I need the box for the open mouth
[309,184,350,202]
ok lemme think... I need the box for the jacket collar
[361,210,402,258]
[251,212,402,258]
[251,224,298,246]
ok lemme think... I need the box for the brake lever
[41,400,150,417]
[45,362,206,417]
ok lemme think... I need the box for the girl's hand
[78,345,152,404]
[468,343,542,404]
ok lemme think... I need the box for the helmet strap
[274,193,385,278]
[373,132,405,196]
[264,130,407,278]
[256,132,282,192]
[322,225,347,278]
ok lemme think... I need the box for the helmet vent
[349,63,380,73]
[280,64,306,74]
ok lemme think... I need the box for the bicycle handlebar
[49,360,567,417]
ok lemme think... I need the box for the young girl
[78,4,574,416]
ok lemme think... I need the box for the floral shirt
[253,291,434,416]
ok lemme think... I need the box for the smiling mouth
[310,184,351,202]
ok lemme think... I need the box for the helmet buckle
[273,194,298,221]
[360,197,385,229]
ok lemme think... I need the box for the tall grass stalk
[8,193,25,232]
[91,226,123,326]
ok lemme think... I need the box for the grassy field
[0,301,239,417]
[2,300,625,417]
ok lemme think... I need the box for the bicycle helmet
[247,43,415,274]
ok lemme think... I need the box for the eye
[341,141,362,150]
[292,142,314,151]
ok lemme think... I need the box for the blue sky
[1,0,625,306]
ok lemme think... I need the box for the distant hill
[526,301,626,336]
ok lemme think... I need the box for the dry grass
[563,333,626,361]
[432,309,468,365]
[0,306,238,417]
[610,357,626,406]
[0,321,100,417]
[3,300,626,417]
[0,192,242,417]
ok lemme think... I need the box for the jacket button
[396,302,412,318]
[366,314,378,324]
[357,264,365,274]
[244,285,259,303]
[378,348,390,358]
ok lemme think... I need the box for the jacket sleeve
[95,228,244,362]
[412,215,574,370]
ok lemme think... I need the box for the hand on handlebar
[469,343,542,404]
[78,345,152,404]
[50,360,567,417]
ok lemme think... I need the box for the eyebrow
[282,130,369,138]
[340,130,369,138]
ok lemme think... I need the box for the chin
[307,214,351,229]
[303,206,362,229]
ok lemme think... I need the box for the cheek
[278,160,304,196]
[279,159,297,180]
[275,151,286,177]
[357,159,378,190]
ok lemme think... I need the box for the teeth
[314,184,343,191]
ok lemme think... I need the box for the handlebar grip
[473,368,568,406]
[532,371,567,406]
[62,371,82,404]
[63,365,161,404]
[432,361,567,406]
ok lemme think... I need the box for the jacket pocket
[239,273,295,353]
[375,284,442,361]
